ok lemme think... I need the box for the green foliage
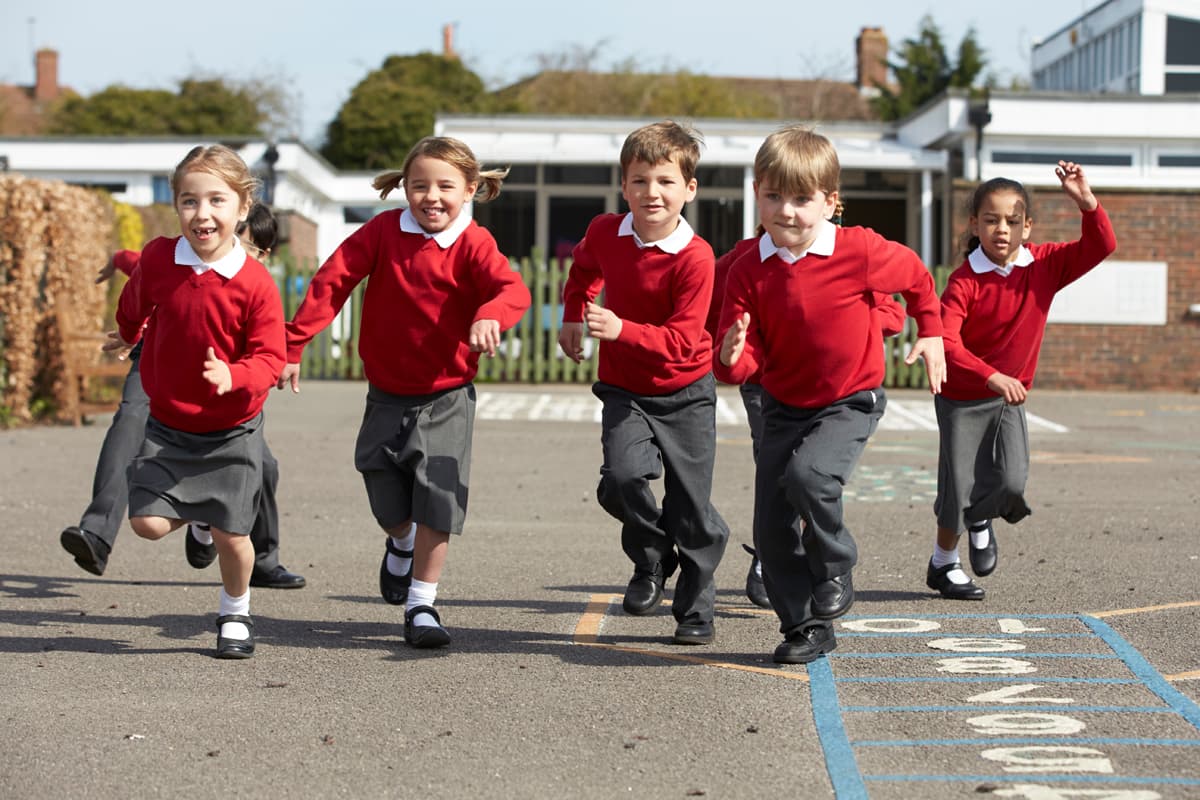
[48,79,265,135]
[320,53,491,170]
[873,15,988,121]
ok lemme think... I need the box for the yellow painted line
[1030,451,1151,465]
[1165,670,1200,681]
[1108,409,1146,417]
[1089,600,1200,618]
[573,593,809,682]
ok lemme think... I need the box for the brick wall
[950,181,1200,392]
[276,210,318,263]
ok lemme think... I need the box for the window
[992,151,1132,166]
[1165,73,1200,92]
[1159,154,1200,167]
[1166,16,1200,65]
[152,175,172,204]
[472,190,535,258]
[695,166,743,188]
[544,164,612,185]
[342,206,381,223]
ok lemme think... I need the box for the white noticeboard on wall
[1048,260,1168,325]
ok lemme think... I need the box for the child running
[559,120,729,646]
[110,145,286,659]
[278,136,530,648]
[715,126,945,664]
[61,203,305,590]
[926,161,1117,600]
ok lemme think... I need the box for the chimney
[856,27,889,95]
[442,24,458,60]
[34,48,60,103]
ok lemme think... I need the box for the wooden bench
[61,332,132,426]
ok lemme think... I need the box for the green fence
[278,249,950,389]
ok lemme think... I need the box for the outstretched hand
[719,313,750,367]
[1055,160,1097,212]
[95,256,118,285]
[469,319,501,357]
[986,372,1028,405]
[101,330,134,360]
[276,363,301,393]
[202,347,233,395]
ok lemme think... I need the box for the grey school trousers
[755,387,886,634]
[593,373,730,624]
[76,350,283,569]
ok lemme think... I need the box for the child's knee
[130,516,169,540]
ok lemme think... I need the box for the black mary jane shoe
[379,537,414,606]
[404,605,451,649]
[215,614,255,659]
[926,560,986,601]
[184,524,217,569]
[968,523,998,577]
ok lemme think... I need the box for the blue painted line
[864,773,1200,786]
[854,737,1200,747]
[840,632,1091,638]
[1082,614,1200,731]
[833,652,1117,659]
[842,612,1082,620]
[808,657,868,800]
[837,676,1140,684]
[842,705,1173,713]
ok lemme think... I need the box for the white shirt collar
[758,218,837,264]
[617,212,694,254]
[400,205,473,248]
[968,244,1034,277]
[174,237,246,279]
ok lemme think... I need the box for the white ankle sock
[218,588,251,640]
[931,546,969,584]
[386,523,416,576]
[968,521,991,549]
[190,522,213,546]
[407,579,439,628]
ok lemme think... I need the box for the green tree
[873,16,988,121]
[48,79,265,135]
[321,53,490,170]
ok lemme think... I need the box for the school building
[2,1,1197,390]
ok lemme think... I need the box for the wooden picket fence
[278,249,950,389]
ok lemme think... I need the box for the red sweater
[941,205,1117,401]
[706,237,909,384]
[285,211,530,394]
[563,214,715,395]
[714,226,942,408]
[115,237,285,433]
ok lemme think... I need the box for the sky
[1,0,1098,144]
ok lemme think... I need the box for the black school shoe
[673,619,715,645]
[404,605,451,649]
[250,565,307,589]
[379,537,414,605]
[60,526,110,576]
[968,522,998,577]
[184,524,217,569]
[811,572,854,620]
[773,625,837,664]
[742,544,771,609]
[926,560,986,600]
[215,614,255,659]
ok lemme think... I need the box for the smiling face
[174,169,250,262]
[403,155,477,234]
[970,189,1033,265]
[620,157,698,242]
[755,180,838,256]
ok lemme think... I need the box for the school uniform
[115,237,285,535]
[714,222,942,635]
[564,212,730,625]
[936,205,1117,533]
[285,208,530,534]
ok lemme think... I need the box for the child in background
[715,126,945,664]
[110,145,286,659]
[706,217,907,610]
[926,161,1116,600]
[560,120,729,646]
[278,136,530,648]
[60,204,305,590]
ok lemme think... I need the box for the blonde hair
[372,136,508,203]
[620,120,703,183]
[171,145,259,207]
[754,126,840,199]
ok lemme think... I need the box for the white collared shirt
[968,244,1034,277]
[758,218,837,264]
[617,212,695,253]
[399,204,473,249]
[175,237,245,279]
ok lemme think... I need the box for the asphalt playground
[1,383,1198,799]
